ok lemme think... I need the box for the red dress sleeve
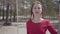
[47,20,57,34]
[26,20,30,34]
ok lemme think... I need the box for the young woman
[26,1,57,34]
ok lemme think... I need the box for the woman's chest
[28,22,47,32]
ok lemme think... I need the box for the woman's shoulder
[43,19,51,24]
[43,19,52,25]
[26,19,31,23]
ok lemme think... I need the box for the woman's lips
[35,12,39,13]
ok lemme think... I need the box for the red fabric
[26,19,57,34]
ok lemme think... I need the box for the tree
[45,0,57,17]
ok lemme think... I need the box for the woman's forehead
[33,4,42,7]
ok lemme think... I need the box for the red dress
[26,19,57,34]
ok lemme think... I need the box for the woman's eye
[34,7,40,9]
[38,7,40,9]
[34,7,36,9]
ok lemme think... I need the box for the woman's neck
[32,15,43,22]
[31,15,44,23]
[33,15,41,20]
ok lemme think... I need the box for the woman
[26,1,57,34]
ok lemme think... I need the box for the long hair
[31,1,43,18]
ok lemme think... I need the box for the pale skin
[31,2,44,23]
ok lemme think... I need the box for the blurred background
[0,0,59,34]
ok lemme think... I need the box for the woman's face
[32,3,42,16]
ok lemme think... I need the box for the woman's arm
[47,20,57,34]
[26,20,29,34]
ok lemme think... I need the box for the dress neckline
[30,18,45,24]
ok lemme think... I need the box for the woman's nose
[35,9,39,11]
